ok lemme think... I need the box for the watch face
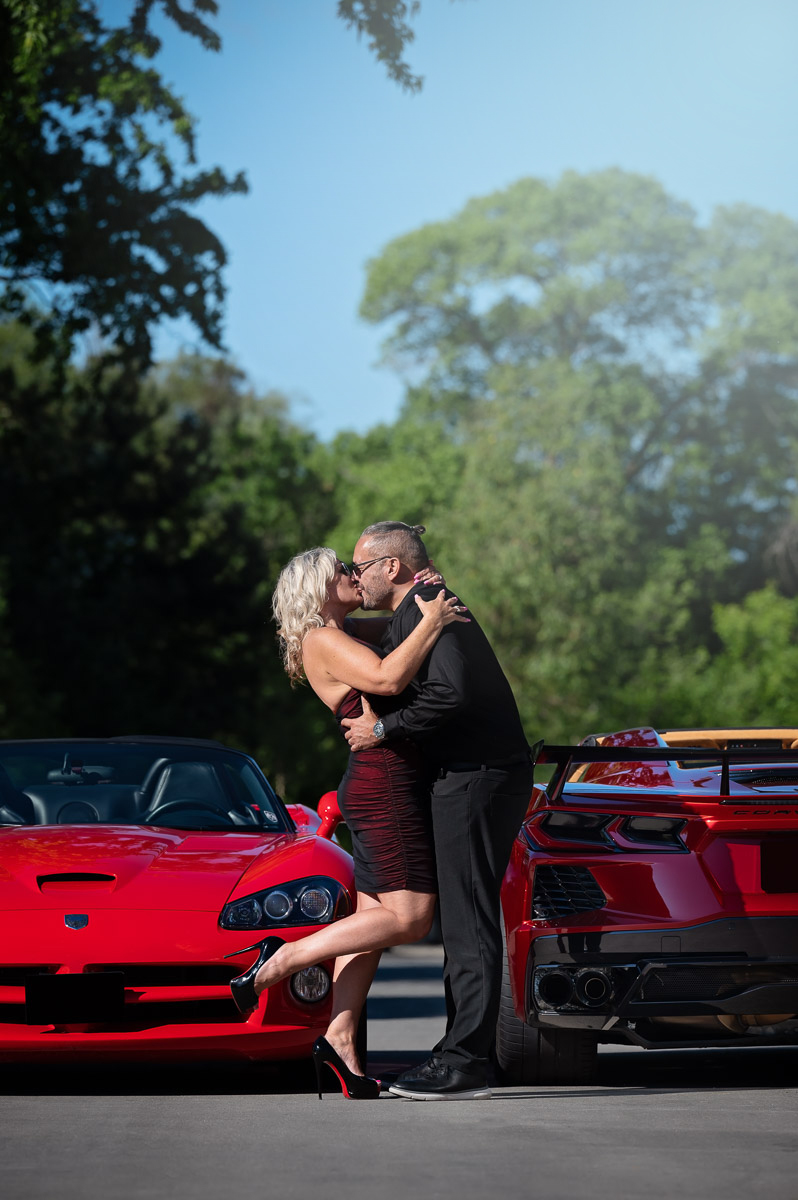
[373,720,385,739]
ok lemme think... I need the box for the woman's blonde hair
[272,547,338,683]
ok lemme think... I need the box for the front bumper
[522,916,798,1033]
[0,910,332,1062]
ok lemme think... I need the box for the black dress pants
[430,760,534,1074]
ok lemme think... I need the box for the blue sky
[137,0,798,440]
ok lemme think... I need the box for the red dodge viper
[0,737,351,1063]
[499,727,798,1084]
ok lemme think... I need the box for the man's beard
[359,581,390,611]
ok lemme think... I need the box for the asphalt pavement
[1,943,797,1200]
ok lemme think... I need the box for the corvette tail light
[220,876,350,930]
[619,816,686,848]
[538,811,612,844]
[526,811,689,853]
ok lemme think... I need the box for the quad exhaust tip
[535,966,615,1010]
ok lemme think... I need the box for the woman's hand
[414,558,446,589]
[415,588,470,628]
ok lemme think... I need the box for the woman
[228,546,467,1099]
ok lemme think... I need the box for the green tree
[338,0,424,91]
[0,0,472,369]
[359,169,798,739]
[0,0,246,362]
[338,1,469,93]
[629,586,798,728]
[315,417,466,560]
[0,330,344,802]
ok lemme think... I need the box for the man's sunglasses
[349,556,392,578]
[338,556,397,578]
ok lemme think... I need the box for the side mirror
[317,790,343,840]
[285,803,321,831]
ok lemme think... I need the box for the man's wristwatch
[372,720,386,741]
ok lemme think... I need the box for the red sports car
[0,736,353,1063]
[499,727,798,1084]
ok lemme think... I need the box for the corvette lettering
[732,808,798,816]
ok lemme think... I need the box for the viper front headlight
[220,876,350,930]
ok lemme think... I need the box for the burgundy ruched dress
[335,688,436,895]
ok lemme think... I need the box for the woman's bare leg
[252,888,435,996]
[323,893,382,1073]
[324,947,382,1075]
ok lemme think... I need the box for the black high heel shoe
[224,937,284,1014]
[312,1036,381,1100]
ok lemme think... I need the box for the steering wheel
[144,798,233,823]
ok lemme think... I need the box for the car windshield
[0,740,287,832]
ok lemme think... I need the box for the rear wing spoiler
[531,742,798,806]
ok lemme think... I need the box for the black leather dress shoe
[393,1054,442,1085]
[389,1060,491,1101]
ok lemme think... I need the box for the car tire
[495,948,598,1085]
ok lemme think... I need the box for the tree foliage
[315,417,466,557]
[337,0,469,92]
[360,169,798,741]
[3,164,798,798]
[627,586,798,729]
[0,329,341,800]
[338,0,423,92]
[0,0,246,362]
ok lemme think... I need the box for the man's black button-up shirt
[373,583,529,770]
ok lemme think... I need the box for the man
[342,521,534,1100]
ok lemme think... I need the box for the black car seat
[0,763,35,824]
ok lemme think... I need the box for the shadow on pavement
[597,1044,798,1090]
[0,1044,796,1098]
[0,1058,318,1097]
[370,1044,798,1093]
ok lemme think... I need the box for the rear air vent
[728,770,798,792]
[532,866,606,919]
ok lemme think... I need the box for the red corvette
[0,736,352,1063]
[499,727,798,1084]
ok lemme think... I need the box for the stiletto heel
[311,1036,380,1100]
[225,937,284,1014]
[313,1049,324,1099]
